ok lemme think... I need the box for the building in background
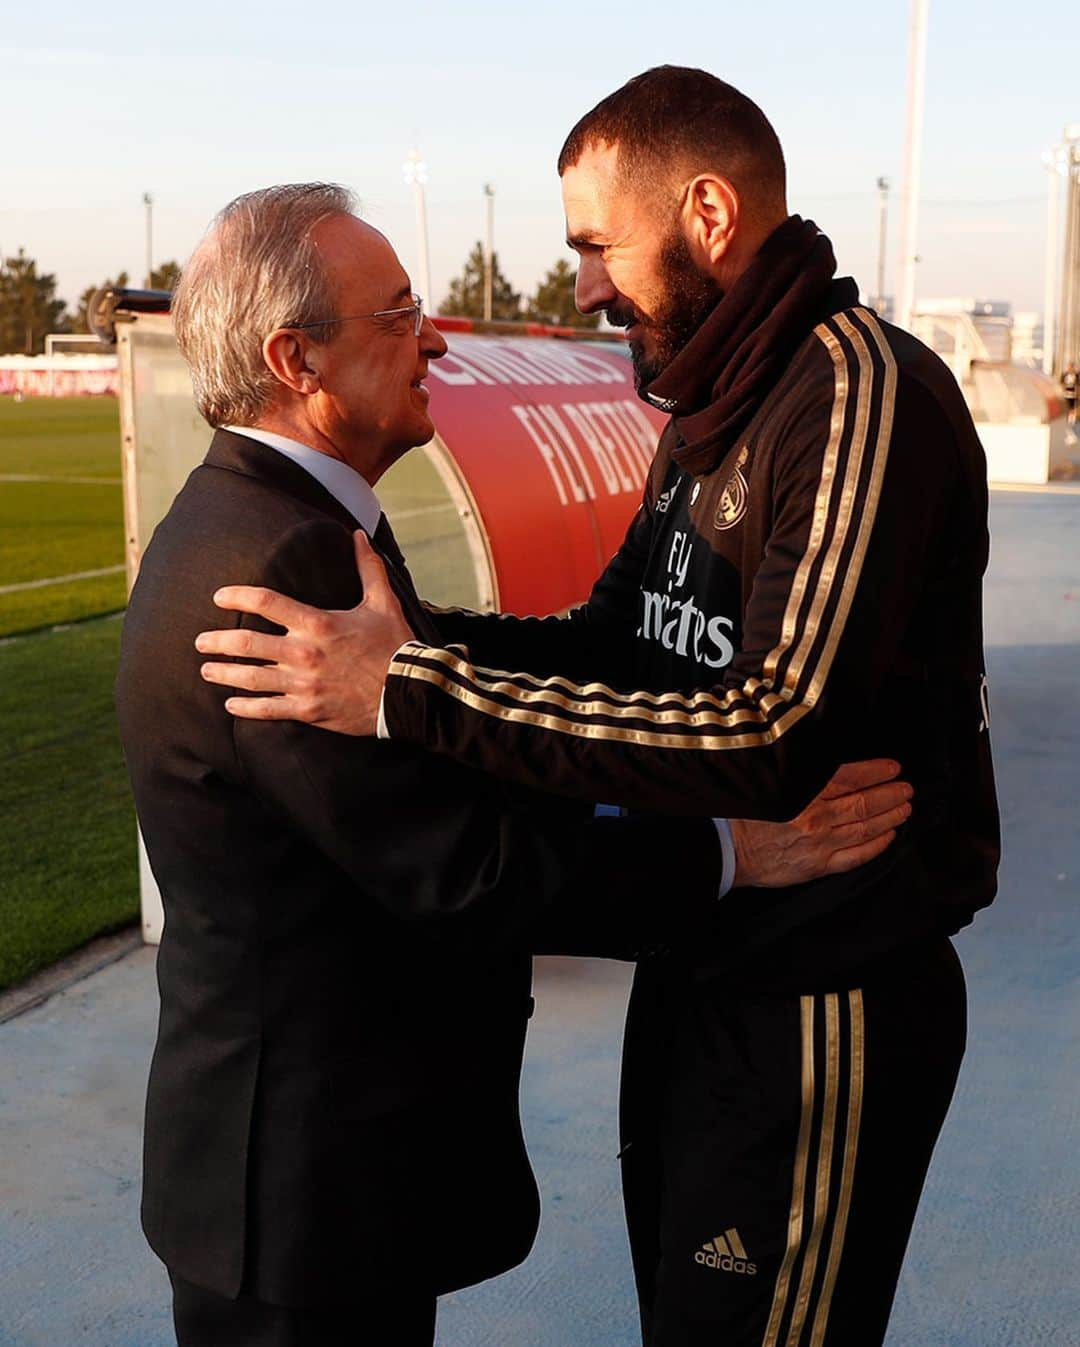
[915,297,1013,362]
[865,294,895,322]
[908,297,1071,483]
[1011,312,1045,367]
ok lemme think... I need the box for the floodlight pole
[1057,126,1080,377]
[896,0,929,333]
[403,151,432,311]
[143,192,154,289]
[483,183,495,321]
[1042,146,1065,376]
[875,177,890,315]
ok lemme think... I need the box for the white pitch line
[0,564,126,596]
[0,610,123,649]
[0,474,122,485]
[0,506,452,601]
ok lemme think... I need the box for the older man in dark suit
[115,183,910,1347]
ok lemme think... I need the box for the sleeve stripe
[802,311,898,706]
[761,312,854,689]
[391,644,764,729]
[386,656,798,750]
[776,308,895,703]
[390,642,775,739]
[389,308,897,750]
[419,649,761,714]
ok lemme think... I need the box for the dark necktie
[369,513,442,643]
[371,512,406,573]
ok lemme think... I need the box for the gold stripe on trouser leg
[762,996,817,1347]
[785,993,841,1346]
[809,990,866,1347]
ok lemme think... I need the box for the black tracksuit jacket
[385,287,1000,988]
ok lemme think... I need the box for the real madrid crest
[714,446,750,531]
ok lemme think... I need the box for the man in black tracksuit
[200,70,1000,1346]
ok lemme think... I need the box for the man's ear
[682,174,740,269]
[262,329,323,396]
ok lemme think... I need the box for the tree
[0,250,70,354]
[524,258,600,329]
[150,260,181,291]
[440,242,521,320]
[72,271,130,334]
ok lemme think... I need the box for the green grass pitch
[0,396,126,637]
[0,616,137,988]
[0,396,137,989]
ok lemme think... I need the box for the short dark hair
[558,66,786,215]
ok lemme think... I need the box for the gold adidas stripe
[395,643,760,723]
[785,995,842,1345]
[762,990,867,1347]
[387,657,790,751]
[803,314,898,708]
[763,996,816,1347]
[761,321,851,689]
[443,653,757,715]
[389,307,898,755]
[782,322,873,699]
[715,307,898,728]
[809,991,866,1347]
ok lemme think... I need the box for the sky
[1,0,1076,318]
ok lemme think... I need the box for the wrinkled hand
[731,759,912,887]
[196,531,412,736]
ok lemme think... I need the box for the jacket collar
[202,428,445,645]
[204,428,369,536]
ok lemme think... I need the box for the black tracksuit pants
[620,938,966,1347]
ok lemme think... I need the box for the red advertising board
[424,329,666,615]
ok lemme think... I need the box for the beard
[608,227,724,392]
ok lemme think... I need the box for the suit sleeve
[382,316,955,820]
[230,517,724,951]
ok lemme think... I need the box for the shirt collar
[222,425,382,536]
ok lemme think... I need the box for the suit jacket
[116,430,722,1306]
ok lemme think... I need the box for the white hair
[171,183,357,427]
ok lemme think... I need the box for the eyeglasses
[288,294,425,337]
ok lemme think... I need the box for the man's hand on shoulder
[731,759,912,888]
[196,531,410,736]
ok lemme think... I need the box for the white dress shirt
[223,425,382,536]
[224,425,737,898]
